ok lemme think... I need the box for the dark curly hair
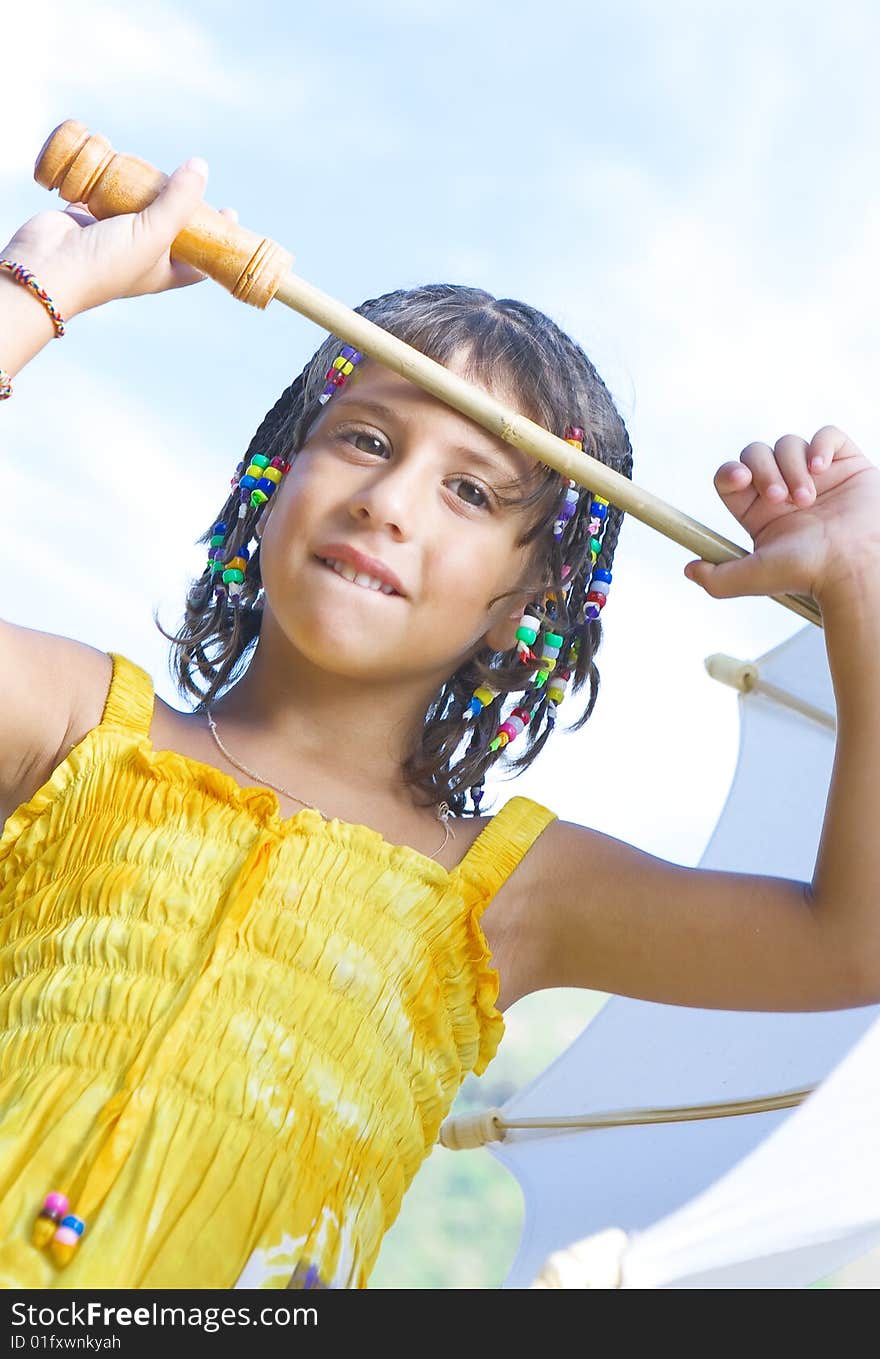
[155,283,634,815]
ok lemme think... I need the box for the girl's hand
[683,426,880,605]
[0,159,238,320]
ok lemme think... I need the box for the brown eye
[335,426,492,509]
[340,429,390,458]
[449,477,490,509]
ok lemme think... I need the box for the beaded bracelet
[0,368,11,401]
[0,259,66,337]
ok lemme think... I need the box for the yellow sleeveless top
[0,652,556,1289]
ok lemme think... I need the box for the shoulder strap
[455,794,557,900]
[101,652,156,739]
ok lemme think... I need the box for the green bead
[210,534,225,547]
[250,489,269,508]
[489,736,502,752]
[544,631,564,648]
[516,625,538,645]
[251,454,270,469]
[535,670,549,686]
[590,536,602,554]
[209,560,224,575]
[222,567,245,584]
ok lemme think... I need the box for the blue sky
[2,0,879,870]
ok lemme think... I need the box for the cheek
[270,458,329,531]
[417,537,526,648]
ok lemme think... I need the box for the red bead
[586,591,606,606]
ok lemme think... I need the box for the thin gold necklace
[203,705,453,860]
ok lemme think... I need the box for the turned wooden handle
[34,120,293,309]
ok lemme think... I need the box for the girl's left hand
[683,426,880,605]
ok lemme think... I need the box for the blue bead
[60,1215,85,1235]
[256,477,275,494]
[592,568,612,583]
[589,502,608,519]
[240,475,257,491]
[213,521,227,534]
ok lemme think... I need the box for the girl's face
[257,352,545,689]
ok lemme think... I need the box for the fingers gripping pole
[34,120,821,628]
[34,120,292,308]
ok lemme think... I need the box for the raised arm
[510,427,880,1014]
[0,161,226,821]
[0,158,220,387]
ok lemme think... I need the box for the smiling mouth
[312,554,401,597]
[316,557,401,596]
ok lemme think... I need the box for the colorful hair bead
[585,565,612,620]
[482,418,615,762]
[553,480,580,542]
[515,610,541,661]
[554,426,586,542]
[211,342,366,614]
[318,344,363,404]
[32,1192,70,1249]
[207,522,228,572]
[467,684,498,717]
[50,1213,85,1267]
[548,669,570,707]
[532,625,564,683]
[213,453,291,610]
[0,368,12,400]
[488,700,536,752]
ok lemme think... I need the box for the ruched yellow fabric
[0,652,556,1289]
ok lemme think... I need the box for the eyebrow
[334,398,527,481]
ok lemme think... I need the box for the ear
[483,592,534,654]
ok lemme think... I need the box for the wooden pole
[34,120,822,628]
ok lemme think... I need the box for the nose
[348,458,422,539]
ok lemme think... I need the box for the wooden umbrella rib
[438,1085,816,1149]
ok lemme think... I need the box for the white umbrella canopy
[530,1003,880,1289]
[441,622,880,1288]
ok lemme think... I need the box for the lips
[315,543,406,597]
[312,554,401,597]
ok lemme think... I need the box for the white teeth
[323,559,397,595]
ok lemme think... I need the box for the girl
[1,159,879,1292]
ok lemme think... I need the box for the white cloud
[0,0,308,180]
[1,353,220,693]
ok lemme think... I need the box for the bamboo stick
[34,120,822,628]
